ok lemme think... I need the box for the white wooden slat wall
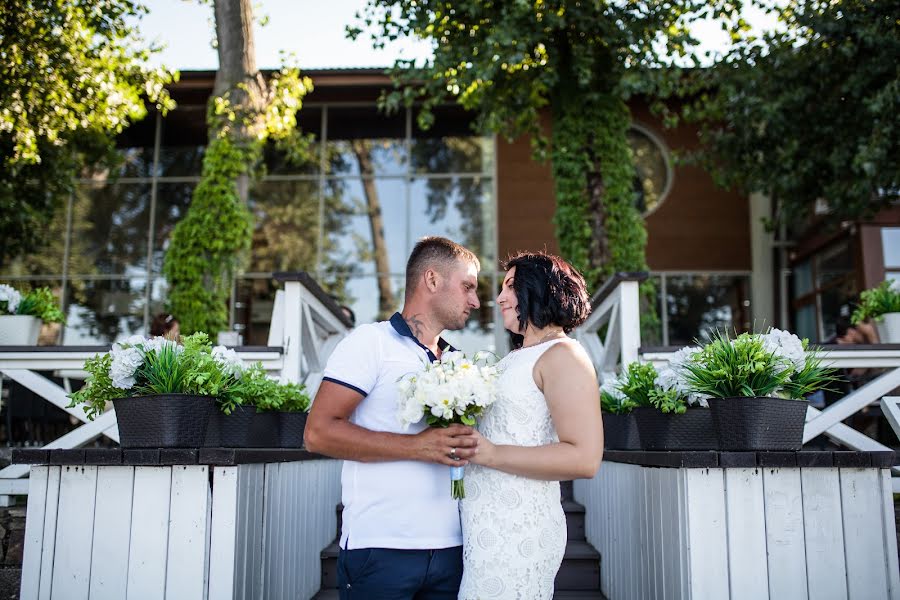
[575,462,900,600]
[802,468,848,600]
[20,466,50,600]
[841,468,890,600]
[21,459,342,600]
[38,466,61,600]
[89,466,135,600]
[127,467,173,600]
[165,466,211,599]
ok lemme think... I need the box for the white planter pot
[876,312,900,344]
[0,315,42,345]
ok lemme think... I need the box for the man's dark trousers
[337,546,463,599]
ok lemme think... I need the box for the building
[3,69,898,353]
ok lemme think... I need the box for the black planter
[205,405,279,448]
[602,412,641,450]
[277,411,308,448]
[708,397,808,451]
[113,394,215,448]
[632,406,718,451]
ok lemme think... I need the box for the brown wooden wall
[496,101,752,273]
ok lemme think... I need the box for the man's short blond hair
[405,237,480,298]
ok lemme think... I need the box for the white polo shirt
[321,312,462,550]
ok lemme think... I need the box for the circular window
[628,124,672,216]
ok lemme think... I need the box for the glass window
[73,183,152,276]
[662,274,751,346]
[62,278,148,344]
[248,180,319,273]
[882,227,900,268]
[0,198,69,277]
[628,126,671,216]
[820,278,857,341]
[794,304,817,342]
[325,105,406,176]
[323,178,408,276]
[411,137,487,175]
[158,105,207,178]
[262,106,322,176]
[409,177,495,265]
[152,182,197,274]
[793,260,813,297]
[816,240,852,288]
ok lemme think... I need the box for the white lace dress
[458,339,569,600]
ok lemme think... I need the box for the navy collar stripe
[389,312,456,362]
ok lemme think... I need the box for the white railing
[0,272,350,503]
[572,272,646,382]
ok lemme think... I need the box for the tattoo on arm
[405,314,426,339]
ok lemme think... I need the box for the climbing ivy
[162,69,313,335]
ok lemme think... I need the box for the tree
[675,0,899,228]
[350,0,744,292]
[162,0,313,334]
[0,0,174,266]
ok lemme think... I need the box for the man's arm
[304,380,477,466]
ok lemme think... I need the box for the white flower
[212,345,244,378]
[396,350,498,429]
[109,346,143,390]
[0,284,22,315]
[762,328,806,373]
[890,279,900,294]
[143,336,182,356]
[657,346,707,407]
[599,377,625,400]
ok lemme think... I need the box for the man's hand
[413,424,479,466]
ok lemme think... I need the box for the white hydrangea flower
[212,345,244,378]
[657,346,707,407]
[890,279,900,294]
[143,336,183,356]
[762,328,806,373]
[109,346,144,390]
[0,284,22,315]
[599,376,625,400]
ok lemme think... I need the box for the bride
[457,251,604,600]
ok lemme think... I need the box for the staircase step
[553,591,607,599]
[563,500,586,540]
[313,588,606,599]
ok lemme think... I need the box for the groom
[305,236,482,599]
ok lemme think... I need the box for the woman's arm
[467,342,604,480]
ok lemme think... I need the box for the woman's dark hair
[150,313,178,337]
[503,251,591,345]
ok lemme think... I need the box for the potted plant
[0,285,65,345]
[623,357,718,451]
[853,280,900,343]
[600,377,639,450]
[68,333,236,448]
[680,329,838,451]
[206,361,311,448]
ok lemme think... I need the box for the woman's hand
[460,429,496,467]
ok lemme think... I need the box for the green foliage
[618,362,660,408]
[781,352,840,401]
[16,287,66,324]
[852,281,900,324]
[68,353,119,420]
[162,69,313,335]
[350,0,744,294]
[682,331,791,398]
[600,387,636,415]
[68,332,241,420]
[670,0,899,228]
[222,363,311,414]
[0,0,175,265]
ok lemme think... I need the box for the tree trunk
[352,140,396,319]
[212,0,267,148]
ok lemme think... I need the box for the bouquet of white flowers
[397,350,498,499]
